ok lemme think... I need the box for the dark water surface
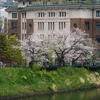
[18,88,100,100]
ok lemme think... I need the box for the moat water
[18,88,100,100]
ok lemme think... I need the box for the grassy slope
[0,66,100,97]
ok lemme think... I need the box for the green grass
[0,66,100,97]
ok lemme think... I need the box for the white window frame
[38,22,44,30]
[38,12,45,17]
[48,12,55,17]
[59,12,66,17]
[48,22,55,30]
[59,22,66,30]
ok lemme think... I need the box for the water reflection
[17,88,100,100]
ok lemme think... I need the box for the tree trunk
[29,61,33,69]
[57,59,62,67]
[62,58,65,66]
[72,58,75,67]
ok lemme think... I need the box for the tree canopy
[0,34,24,67]
[21,28,98,67]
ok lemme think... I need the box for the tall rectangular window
[22,12,26,18]
[48,12,55,17]
[22,13,24,18]
[96,36,100,43]
[96,11,100,17]
[59,22,66,30]
[25,13,26,18]
[23,2,25,5]
[12,22,17,29]
[59,12,61,17]
[38,22,44,30]
[38,12,45,17]
[62,12,66,17]
[48,22,55,30]
[29,1,32,5]
[85,22,89,30]
[96,22,100,30]
[59,12,66,17]
[12,13,17,18]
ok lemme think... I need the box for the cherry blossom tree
[21,33,50,68]
[45,28,95,67]
[21,28,96,68]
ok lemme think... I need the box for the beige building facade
[6,0,100,43]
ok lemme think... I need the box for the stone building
[5,0,100,42]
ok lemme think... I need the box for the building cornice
[5,7,23,12]
[5,3,100,12]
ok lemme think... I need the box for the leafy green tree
[0,34,7,58]
[5,35,24,66]
[0,34,24,67]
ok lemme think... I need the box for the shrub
[32,64,41,71]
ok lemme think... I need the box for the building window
[96,36,100,43]
[96,22,100,30]
[38,12,45,17]
[73,23,77,28]
[23,2,25,5]
[96,11,100,17]
[48,22,55,30]
[59,12,66,17]
[59,22,66,30]
[38,22,44,30]
[48,12,55,17]
[25,13,26,18]
[22,13,24,18]
[12,22,17,29]
[85,22,89,30]
[29,1,32,5]
[29,23,32,28]
[22,12,26,18]
[12,13,17,18]
[22,22,26,29]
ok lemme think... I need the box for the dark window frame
[29,23,32,28]
[12,13,17,18]
[96,11,100,17]
[23,2,25,5]
[12,22,17,29]
[38,12,45,17]
[59,12,66,17]
[73,23,77,28]
[85,22,89,30]
[29,1,32,5]
[48,12,55,17]
[96,22,100,30]
[96,36,100,43]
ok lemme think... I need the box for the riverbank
[0,66,100,99]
